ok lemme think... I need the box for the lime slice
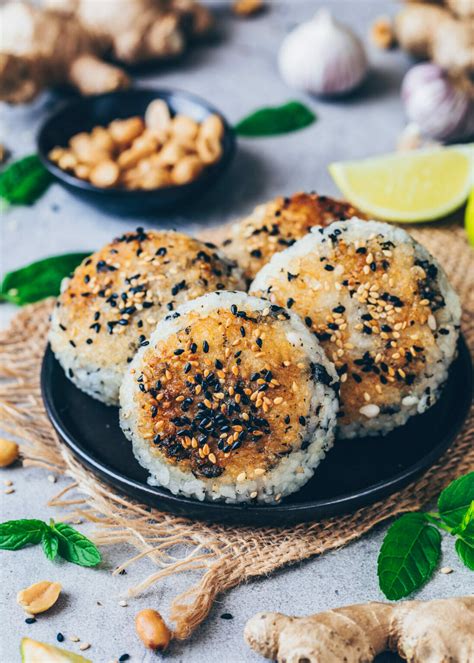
[465,187,474,246]
[21,638,92,663]
[329,145,474,223]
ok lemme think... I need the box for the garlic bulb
[401,63,474,141]
[278,9,368,96]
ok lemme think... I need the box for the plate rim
[41,337,472,524]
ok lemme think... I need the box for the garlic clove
[278,9,368,97]
[401,63,473,141]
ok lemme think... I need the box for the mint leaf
[438,472,474,528]
[0,252,90,305]
[42,528,59,561]
[52,522,101,567]
[235,101,316,137]
[377,513,441,600]
[455,538,474,570]
[452,500,474,542]
[0,519,47,550]
[0,155,51,205]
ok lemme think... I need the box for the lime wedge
[329,145,474,222]
[21,638,92,663]
[465,187,474,246]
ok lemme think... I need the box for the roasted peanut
[108,116,144,148]
[89,160,120,188]
[69,133,108,164]
[48,147,66,164]
[158,141,188,167]
[200,114,224,141]
[171,155,203,185]
[0,438,19,467]
[17,581,62,614]
[135,609,171,651]
[118,133,158,170]
[171,115,199,143]
[196,132,223,165]
[57,151,77,171]
[90,126,115,154]
[141,169,172,190]
[145,99,171,134]
[74,164,91,180]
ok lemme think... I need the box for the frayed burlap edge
[0,222,472,640]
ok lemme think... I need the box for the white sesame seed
[402,396,418,407]
[47,475,57,483]
[79,643,91,651]
[359,404,380,418]
[119,600,128,607]
[69,636,80,643]
[427,314,437,331]
[440,567,453,574]
[4,488,15,494]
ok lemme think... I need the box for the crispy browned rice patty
[251,219,461,438]
[120,291,339,503]
[221,192,363,281]
[49,228,245,405]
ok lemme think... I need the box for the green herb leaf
[235,101,316,137]
[0,519,47,550]
[0,252,90,305]
[438,472,474,529]
[52,522,101,567]
[377,512,441,600]
[455,538,474,570]
[452,500,474,540]
[0,155,51,205]
[42,528,59,561]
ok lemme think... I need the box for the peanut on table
[48,100,225,190]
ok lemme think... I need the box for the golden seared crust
[128,305,328,480]
[251,223,459,430]
[52,228,244,370]
[222,193,363,281]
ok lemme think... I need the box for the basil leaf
[0,155,51,205]
[42,528,59,560]
[0,519,47,550]
[455,538,474,570]
[235,101,316,137]
[377,512,441,600]
[438,472,474,528]
[52,522,101,567]
[0,252,90,305]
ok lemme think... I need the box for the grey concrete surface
[0,2,471,662]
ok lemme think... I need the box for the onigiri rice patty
[251,219,461,438]
[221,192,363,282]
[49,228,244,406]
[119,291,339,504]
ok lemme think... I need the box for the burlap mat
[0,221,472,640]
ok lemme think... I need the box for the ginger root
[395,1,474,75]
[0,0,213,104]
[245,596,474,663]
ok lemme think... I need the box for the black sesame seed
[56,633,64,642]
[304,317,312,327]
[324,264,334,271]
[118,655,130,662]
[250,249,262,258]
[220,613,233,620]
[333,305,345,313]
[287,297,295,308]
[231,304,238,315]
[25,618,36,624]
[174,348,184,355]
[299,416,306,425]
[203,341,209,353]
[255,337,263,348]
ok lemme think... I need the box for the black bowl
[41,337,472,526]
[37,88,236,214]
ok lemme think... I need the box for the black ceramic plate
[37,88,235,214]
[41,338,472,526]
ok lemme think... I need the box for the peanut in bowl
[37,88,236,214]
